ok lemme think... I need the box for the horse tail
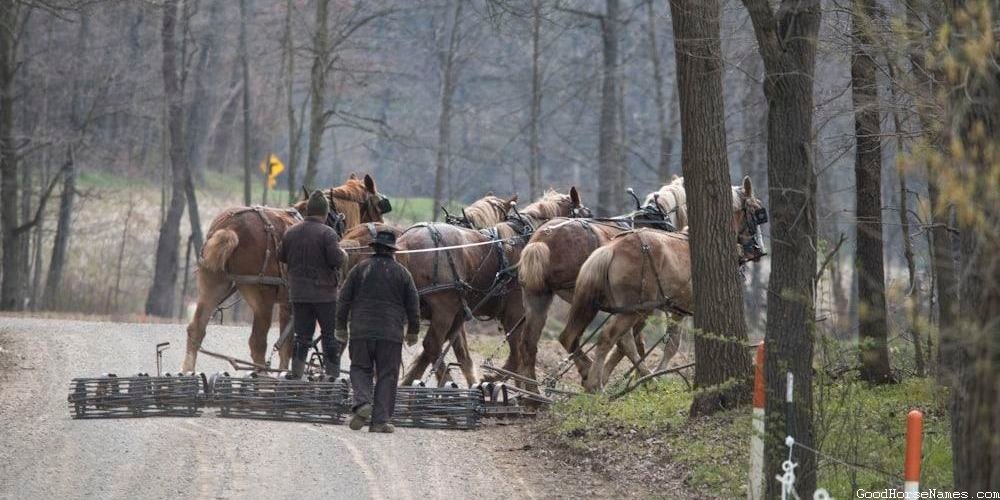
[518,242,550,293]
[562,245,613,340]
[201,229,239,272]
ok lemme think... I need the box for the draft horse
[559,177,767,391]
[181,174,391,372]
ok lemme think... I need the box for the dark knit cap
[306,190,329,217]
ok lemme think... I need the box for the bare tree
[146,0,190,317]
[645,0,673,183]
[239,0,253,204]
[669,0,752,416]
[0,0,23,311]
[527,0,543,199]
[303,0,330,190]
[852,0,892,383]
[431,0,465,220]
[740,0,822,496]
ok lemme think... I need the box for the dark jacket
[336,254,420,343]
[279,217,345,303]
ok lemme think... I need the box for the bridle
[738,196,768,262]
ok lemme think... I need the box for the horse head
[733,176,768,263]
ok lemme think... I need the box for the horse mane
[520,189,570,222]
[326,178,367,229]
[464,196,510,229]
[645,177,688,229]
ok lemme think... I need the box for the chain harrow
[212,374,350,424]
[391,386,485,430]
[68,374,203,418]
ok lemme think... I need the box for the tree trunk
[528,0,543,200]
[239,0,253,204]
[303,0,330,190]
[646,0,672,183]
[285,0,300,204]
[432,0,463,221]
[0,0,23,311]
[146,0,188,317]
[851,0,893,384]
[42,160,75,310]
[670,0,752,417]
[184,0,223,178]
[741,0,822,496]
[596,0,621,216]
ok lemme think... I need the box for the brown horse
[559,177,766,391]
[181,174,390,372]
[515,178,688,390]
[397,188,589,386]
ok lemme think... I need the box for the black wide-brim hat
[369,230,399,250]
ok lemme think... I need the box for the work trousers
[291,301,340,375]
[349,338,402,425]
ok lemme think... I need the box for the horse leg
[656,315,683,371]
[603,315,651,381]
[557,319,594,384]
[584,313,640,392]
[498,289,524,374]
[518,290,553,392]
[449,317,479,386]
[181,270,232,372]
[401,322,435,386]
[241,286,275,367]
[401,304,453,385]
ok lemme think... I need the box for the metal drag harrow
[68,374,203,418]
[212,374,351,424]
[390,385,485,430]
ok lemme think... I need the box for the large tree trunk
[596,0,622,216]
[528,0,543,200]
[741,0,822,496]
[0,0,23,311]
[146,0,188,317]
[284,0,300,204]
[669,0,752,417]
[432,0,463,221]
[303,0,330,190]
[851,0,893,383]
[184,0,223,178]
[646,0,672,183]
[938,1,1000,490]
[239,0,253,203]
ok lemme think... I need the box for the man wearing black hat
[279,189,346,380]
[336,230,420,433]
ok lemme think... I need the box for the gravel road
[0,316,603,500]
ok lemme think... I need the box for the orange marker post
[748,343,765,500]
[904,410,923,498]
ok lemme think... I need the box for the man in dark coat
[336,230,420,433]
[279,190,346,380]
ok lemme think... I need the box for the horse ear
[486,190,494,196]
[348,172,358,180]
[301,186,309,201]
[364,174,376,193]
[570,186,581,207]
[742,176,753,198]
[508,194,518,204]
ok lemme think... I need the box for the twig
[610,362,695,401]
[814,233,847,283]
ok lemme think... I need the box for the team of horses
[183,172,767,393]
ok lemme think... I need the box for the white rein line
[341,234,524,255]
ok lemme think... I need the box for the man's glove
[335,328,349,343]
[405,330,419,347]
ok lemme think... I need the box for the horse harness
[204,206,302,289]
[600,230,693,317]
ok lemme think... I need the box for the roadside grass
[542,376,952,498]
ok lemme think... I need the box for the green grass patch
[78,170,153,191]
[544,376,952,498]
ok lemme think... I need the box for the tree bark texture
[239,0,253,203]
[741,0,822,496]
[146,0,188,317]
[432,0,463,221]
[303,0,329,191]
[646,0,672,183]
[42,159,75,310]
[528,0,542,200]
[596,0,622,216]
[669,0,752,417]
[0,0,23,311]
[851,0,893,383]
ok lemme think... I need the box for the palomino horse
[515,178,688,390]
[397,188,590,386]
[181,174,390,372]
[559,177,767,391]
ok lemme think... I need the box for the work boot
[349,403,372,431]
[285,358,306,380]
[320,336,340,379]
[369,423,395,434]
